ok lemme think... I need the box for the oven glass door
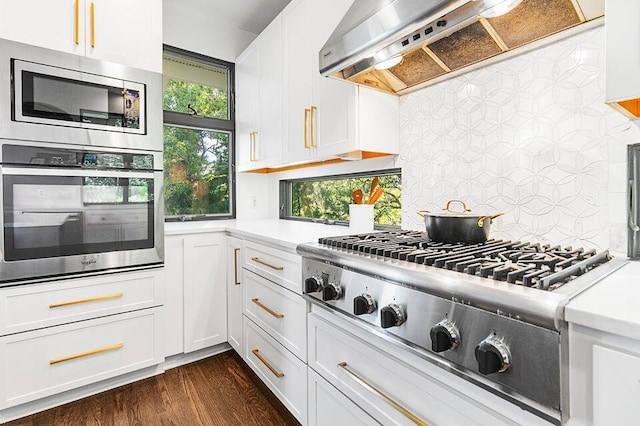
[2,170,154,261]
[12,60,146,135]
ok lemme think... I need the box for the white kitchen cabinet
[235,16,284,171]
[605,0,640,119]
[164,235,185,357]
[227,236,243,356]
[308,368,378,426]
[243,240,303,294]
[282,0,399,164]
[183,233,227,353]
[0,0,162,72]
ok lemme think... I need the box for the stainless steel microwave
[0,38,162,151]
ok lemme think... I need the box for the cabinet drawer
[0,308,163,409]
[308,368,379,426]
[243,241,302,293]
[244,270,307,361]
[308,313,513,426]
[593,345,640,424]
[244,317,306,423]
[0,268,164,335]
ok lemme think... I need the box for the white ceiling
[189,0,293,35]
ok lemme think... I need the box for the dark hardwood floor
[5,351,299,426]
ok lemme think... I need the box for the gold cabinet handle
[234,248,241,285]
[251,298,284,319]
[253,131,258,161]
[49,292,124,309]
[90,2,95,48]
[50,343,124,365]
[251,257,284,271]
[338,362,428,426]
[249,132,254,161]
[252,349,285,378]
[310,105,317,148]
[304,108,310,149]
[74,0,79,45]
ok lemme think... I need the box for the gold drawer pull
[252,348,285,378]
[49,292,124,308]
[251,298,284,319]
[90,2,95,48]
[251,257,284,271]
[50,343,124,365]
[338,362,428,426]
[74,0,79,45]
[234,248,241,285]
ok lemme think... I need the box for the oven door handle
[2,167,154,179]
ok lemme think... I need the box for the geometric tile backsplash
[398,25,640,255]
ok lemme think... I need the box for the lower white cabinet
[244,316,307,424]
[183,233,227,353]
[308,368,378,426]
[227,236,243,355]
[0,307,163,409]
[308,311,516,426]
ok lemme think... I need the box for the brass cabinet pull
[234,248,241,285]
[304,108,310,149]
[251,257,284,271]
[310,105,317,148]
[90,2,95,48]
[250,131,258,161]
[74,0,79,45]
[337,362,428,426]
[49,292,124,309]
[253,131,258,161]
[50,343,124,365]
[251,298,284,319]
[252,348,285,378]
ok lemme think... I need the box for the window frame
[279,168,402,230]
[162,45,236,221]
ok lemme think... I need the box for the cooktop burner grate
[318,231,611,291]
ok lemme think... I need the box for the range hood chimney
[320,0,604,95]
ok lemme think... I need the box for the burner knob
[430,319,460,352]
[380,303,405,328]
[304,276,323,293]
[474,335,511,375]
[353,293,376,315]
[322,282,343,301]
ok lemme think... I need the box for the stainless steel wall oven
[0,38,164,284]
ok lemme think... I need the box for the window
[280,169,401,227]
[162,46,235,220]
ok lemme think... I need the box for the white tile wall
[398,25,640,255]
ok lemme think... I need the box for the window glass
[164,126,231,216]
[282,171,401,226]
[162,47,235,220]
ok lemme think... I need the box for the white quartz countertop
[164,219,351,252]
[565,260,640,340]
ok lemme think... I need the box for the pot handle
[417,210,430,217]
[477,213,504,228]
[444,200,471,213]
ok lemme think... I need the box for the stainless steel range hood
[320,0,604,95]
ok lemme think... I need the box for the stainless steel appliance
[298,231,627,424]
[0,141,163,284]
[0,38,162,151]
[629,143,640,258]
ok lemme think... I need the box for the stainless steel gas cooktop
[297,230,627,425]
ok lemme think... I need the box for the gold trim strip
[338,362,428,426]
[252,349,285,378]
[74,0,79,45]
[50,343,124,365]
[49,292,124,309]
[234,248,241,285]
[90,2,95,48]
[479,17,509,52]
[251,257,284,271]
[304,108,310,149]
[569,0,586,22]
[421,46,451,72]
[310,106,317,148]
[251,298,284,319]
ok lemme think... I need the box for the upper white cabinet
[282,0,399,164]
[605,0,640,120]
[236,16,284,171]
[0,0,162,72]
